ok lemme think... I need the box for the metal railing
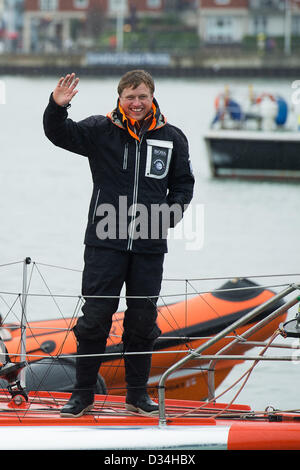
[158,283,300,425]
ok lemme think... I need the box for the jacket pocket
[92,188,100,224]
[145,139,173,179]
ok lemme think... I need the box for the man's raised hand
[53,73,79,107]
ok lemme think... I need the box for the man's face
[119,83,153,122]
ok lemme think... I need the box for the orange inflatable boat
[0,278,288,400]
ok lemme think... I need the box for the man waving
[43,69,194,417]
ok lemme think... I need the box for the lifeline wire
[0,258,299,421]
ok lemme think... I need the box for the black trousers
[73,245,164,395]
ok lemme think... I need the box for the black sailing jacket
[43,94,194,254]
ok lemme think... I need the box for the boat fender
[275,96,288,126]
[227,99,243,121]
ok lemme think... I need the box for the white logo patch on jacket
[145,139,173,179]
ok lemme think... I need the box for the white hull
[0,425,229,450]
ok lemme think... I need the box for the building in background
[22,0,167,52]
[198,0,249,44]
[248,0,300,55]
[2,0,300,55]
[23,0,103,53]
[21,0,199,53]
[198,0,300,56]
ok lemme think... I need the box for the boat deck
[1,391,300,450]
[0,390,250,426]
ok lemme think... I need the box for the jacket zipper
[127,138,142,250]
[92,189,100,224]
[123,143,129,170]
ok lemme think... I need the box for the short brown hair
[118,70,155,96]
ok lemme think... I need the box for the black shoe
[60,390,94,418]
[125,392,159,415]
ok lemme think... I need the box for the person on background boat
[43,70,194,418]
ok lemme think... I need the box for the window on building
[206,16,233,42]
[39,0,58,11]
[109,0,127,13]
[214,0,230,5]
[253,15,267,34]
[74,0,89,8]
[147,0,162,8]
[292,16,300,36]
